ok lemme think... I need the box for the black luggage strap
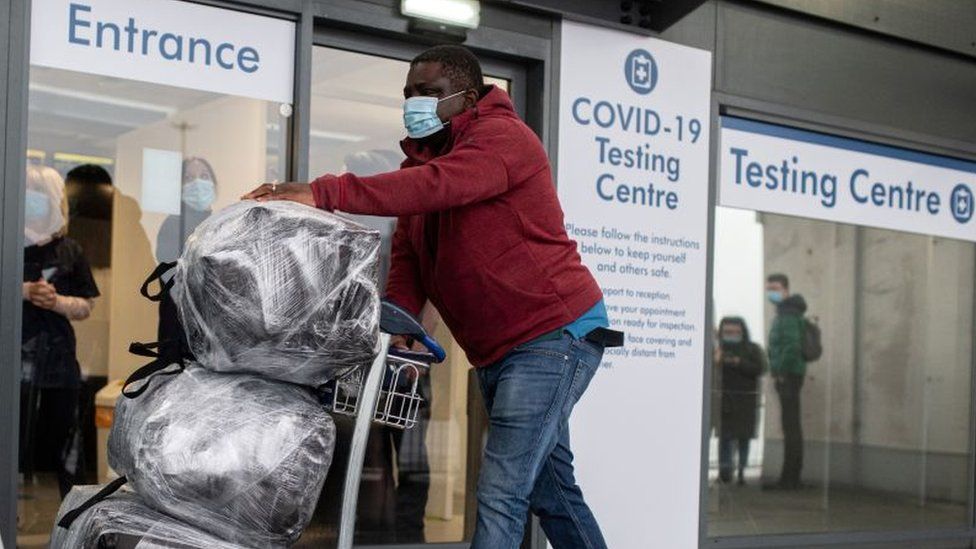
[140,261,177,302]
[585,327,625,348]
[122,341,186,399]
[57,475,128,528]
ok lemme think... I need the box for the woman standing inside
[714,316,766,485]
[21,165,99,498]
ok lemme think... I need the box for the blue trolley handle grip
[418,335,447,363]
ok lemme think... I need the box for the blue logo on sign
[950,184,974,224]
[624,49,657,95]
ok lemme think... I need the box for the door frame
[309,19,550,549]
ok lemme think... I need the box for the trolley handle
[380,300,446,363]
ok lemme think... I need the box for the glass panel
[18,65,289,546]
[305,45,512,546]
[707,206,973,537]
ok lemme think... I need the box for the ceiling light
[401,0,480,29]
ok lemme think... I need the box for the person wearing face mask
[20,165,100,499]
[156,157,218,263]
[764,273,808,490]
[713,317,766,485]
[245,45,614,549]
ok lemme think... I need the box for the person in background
[156,157,217,263]
[765,273,807,490]
[20,165,99,498]
[714,316,766,485]
[64,164,113,270]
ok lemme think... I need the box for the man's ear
[463,88,479,109]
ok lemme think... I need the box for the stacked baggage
[52,201,381,548]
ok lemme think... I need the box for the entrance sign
[720,116,976,241]
[30,0,295,103]
[557,20,712,548]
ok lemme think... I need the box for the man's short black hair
[66,164,112,186]
[411,45,485,91]
[767,273,790,289]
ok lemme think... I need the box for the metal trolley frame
[334,301,444,549]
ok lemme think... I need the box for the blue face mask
[403,90,467,139]
[182,178,215,211]
[767,290,784,304]
[25,189,51,223]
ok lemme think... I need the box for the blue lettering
[730,147,748,185]
[927,192,941,215]
[596,173,615,201]
[593,102,614,128]
[68,3,92,46]
[595,136,610,164]
[141,29,158,55]
[237,46,259,73]
[124,18,138,53]
[746,162,763,187]
[618,105,635,132]
[643,109,660,136]
[189,37,212,65]
[64,5,263,77]
[850,169,869,204]
[821,175,838,208]
[572,97,591,126]
[160,33,183,60]
[215,43,235,69]
[96,21,119,49]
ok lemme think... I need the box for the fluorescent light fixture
[29,83,176,116]
[309,129,368,143]
[401,0,480,29]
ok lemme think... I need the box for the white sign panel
[558,21,711,548]
[720,117,976,241]
[30,0,295,104]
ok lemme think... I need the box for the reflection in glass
[708,207,973,537]
[18,65,288,546]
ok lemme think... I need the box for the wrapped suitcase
[109,366,336,547]
[51,484,245,549]
[173,200,381,387]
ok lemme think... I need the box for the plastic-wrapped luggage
[108,366,336,547]
[51,484,245,549]
[173,200,380,387]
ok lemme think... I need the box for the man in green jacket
[765,273,807,489]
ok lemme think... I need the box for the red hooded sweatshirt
[311,85,602,366]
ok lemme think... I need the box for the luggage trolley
[329,300,446,549]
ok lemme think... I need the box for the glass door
[303,31,526,547]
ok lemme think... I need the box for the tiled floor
[17,474,63,549]
[707,470,967,538]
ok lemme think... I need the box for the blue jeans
[472,333,607,549]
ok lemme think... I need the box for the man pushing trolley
[245,44,621,549]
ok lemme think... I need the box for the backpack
[801,317,823,362]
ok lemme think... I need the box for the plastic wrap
[108,366,336,547]
[173,200,380,387]
[51,484,245,549]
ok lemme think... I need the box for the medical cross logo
[624,48,657,95]
[950,183,974,224]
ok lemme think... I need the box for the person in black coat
[21,165,100,497]
[714,316,766,485]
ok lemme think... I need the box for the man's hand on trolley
[241,182,316,207]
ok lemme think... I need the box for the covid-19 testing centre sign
[719,116,976,241]
[557,21,712,548]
